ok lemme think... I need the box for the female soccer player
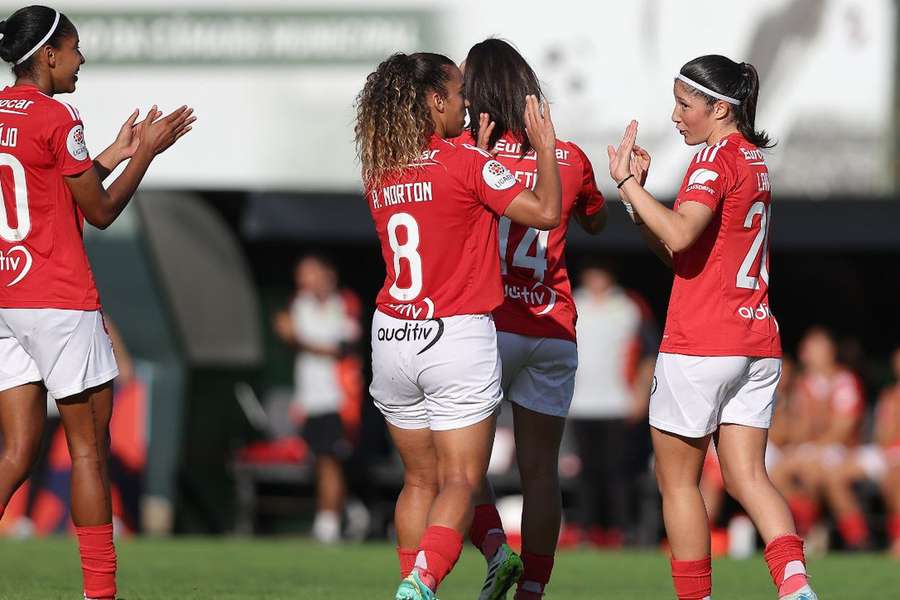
[0,6,194,600]
[458,39,607,600]
[354,52,561,600]
[607,55,817,600]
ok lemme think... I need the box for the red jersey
[795,368,865,443]
[0,84,99,310]
[470,133,605,342]
[660,132,781,357]
[367,135,526,320]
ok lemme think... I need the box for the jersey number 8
[387,212,423,301]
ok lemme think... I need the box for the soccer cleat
[477,543,524,600]
[780,585,818,600]
[394,571,437,600]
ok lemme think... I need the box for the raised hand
[607,120,638,184]
[631,143,651,186]
[523,95,556,154]
[137,105,196,156]
[475,112,496,153]
[108,109,140,162]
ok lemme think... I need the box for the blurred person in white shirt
[565,260,658,547]
[274,254,362,543]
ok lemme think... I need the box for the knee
[517,454,560,488]
[1,450,36,480]
[438,468,478,496]
[404,468,439,496]
[721,466,769,501]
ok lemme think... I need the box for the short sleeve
[460,143,526,216]
[49,105,92,177]
[677,143,733,212]
[571,143,605,216]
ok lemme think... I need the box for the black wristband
[617,174,635,189]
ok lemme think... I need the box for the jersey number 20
[736,201,770,290]
[0,154,30,242]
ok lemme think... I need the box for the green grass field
[0,538,895,599]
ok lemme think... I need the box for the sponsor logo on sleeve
[66,124,88,161]
[686,168,719,194]
[482,159,517,191]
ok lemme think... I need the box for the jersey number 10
[0,154,31,242]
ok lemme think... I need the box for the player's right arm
[502,95,562,230]
[609,121,714,253]
[65,106,195,229]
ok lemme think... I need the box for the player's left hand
[608,120,638,184]
[631,143,651,186]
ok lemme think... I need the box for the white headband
[15,9,59,65]
[675,73,740,105]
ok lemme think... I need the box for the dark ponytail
[679,54,773,149]
[463,38,544,157]
[0,6,76,77]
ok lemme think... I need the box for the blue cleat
[780,585,818,600]
[394,570,437,600]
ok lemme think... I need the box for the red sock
[837,512,869,548]
[414,526,463,591]
[888,514,900,544]
[515,551,554,599]
[469,504,506,558]
[398,547,417,579]
[670,557,712,600]
[787,497,820,535]
[764,534,808,597]
[76,523,117,600]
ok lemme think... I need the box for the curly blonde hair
[355,52,455,187]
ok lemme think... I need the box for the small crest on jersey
[66,124,88,161]
[482,159,516,191]
[688,168,719,186]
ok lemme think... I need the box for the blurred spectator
[769,326,865,549]
[823,347,900,554]
[274,255,362,543]
[565,261,658,547]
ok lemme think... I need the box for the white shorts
[497,331,577,418]
[649,352,781,438]
[853,445,900,482]
[0,309,119,400]
[370,310,502,431]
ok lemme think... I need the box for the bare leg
[315,455,346,514]
[56,383,113,526]
[513,403,566,555]
[822,458,866,518]
[0,383,46,513]
[387,424,439,549]
[651,427,711,559]
[715,424,795,543]
[429,415,496,533]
